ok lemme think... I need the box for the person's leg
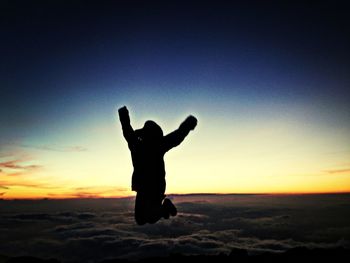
[135,191,164,224]
[146,193,164,224]
[134,192,147,225]
[135,191,175,224]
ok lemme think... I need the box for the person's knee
[134,192,163,225]
[135,210,161,225]
[147,214,161,224]
[136,219,146,225]
[135,214,147,225]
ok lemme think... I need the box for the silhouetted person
[118,106,197,225]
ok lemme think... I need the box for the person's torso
[130,140,166,192]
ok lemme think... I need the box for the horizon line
[1,191,350,201]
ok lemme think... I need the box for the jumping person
[118,106,197,225]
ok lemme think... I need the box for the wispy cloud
[0,159,41,170]
[42,186,129,199]
[0,180,58,189]
[71,193,104,198]
[73,186,127,192]
[325,168,350,175]
[21,144,88,152]
[0,159,42,176]
[70,186,128,198]
[0,153,13,158]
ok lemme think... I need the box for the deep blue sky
[1,0,350,197]
[1,0,349,138]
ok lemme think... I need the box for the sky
[1,0,350,198]
[0,194,349,261]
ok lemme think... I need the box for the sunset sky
[1,0,350,199]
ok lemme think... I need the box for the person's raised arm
[118,106,137,148]
[163,115,197,153]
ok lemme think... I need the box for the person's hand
[118,106,128,115]
[184,115,197,130]
[118,106,130,122]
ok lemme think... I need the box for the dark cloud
[3,212,100,223]
[0,195,349,262]
[9,213,53,221]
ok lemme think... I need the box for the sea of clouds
[0,194,349,262]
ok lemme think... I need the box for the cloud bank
[0,194,349,262]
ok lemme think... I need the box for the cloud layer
[0,194,349,262]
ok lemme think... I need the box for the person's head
[137,120,163,142]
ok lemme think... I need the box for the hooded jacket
[119,109,195,193]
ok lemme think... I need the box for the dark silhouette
[118,106,197,225]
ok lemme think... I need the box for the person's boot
[163,198,177,217]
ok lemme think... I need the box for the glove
[118,106,130,122]
[183,115,197,130]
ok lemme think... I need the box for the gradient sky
[1,0,350,198]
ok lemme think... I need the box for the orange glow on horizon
[1,111,350,200]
